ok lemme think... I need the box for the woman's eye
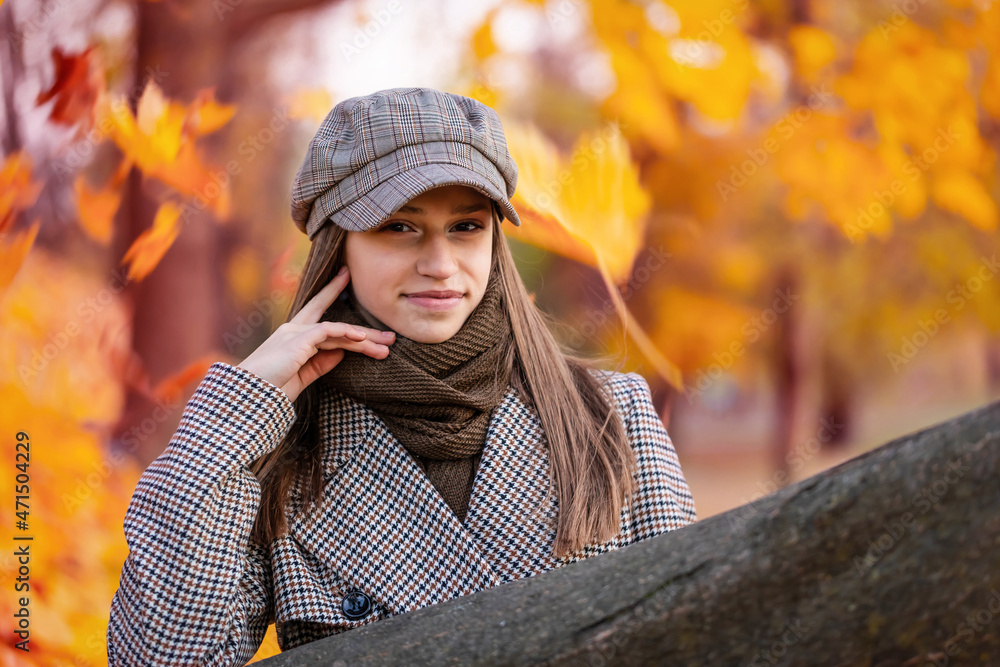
[379,221,483,232]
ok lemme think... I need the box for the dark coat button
[342,589,373,620]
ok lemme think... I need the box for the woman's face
[343,184,495,344]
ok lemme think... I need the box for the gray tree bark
[259,398,999,666]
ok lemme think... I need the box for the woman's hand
[237,266,395,402]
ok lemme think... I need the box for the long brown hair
[250,207,638,558]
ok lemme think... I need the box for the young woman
[107,87,697,666]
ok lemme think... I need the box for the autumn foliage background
[1,0,999,663]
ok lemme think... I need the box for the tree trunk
[258,397,1000,666]
[771,266,801,477]
[110,0,335,466]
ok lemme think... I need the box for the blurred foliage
[1,0,999,663]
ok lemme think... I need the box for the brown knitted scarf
[319,269,514,523]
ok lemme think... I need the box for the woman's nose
[417,235,459,277]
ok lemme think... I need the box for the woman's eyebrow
[395,203,489,215]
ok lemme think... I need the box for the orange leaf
[509,206,596,268]
[121,201,183,281]
[35,46,105,128]
[152,356,218,405]
[74,174,122,245]
[185,87,237,136]
[0,151,44,235]
[150,141,231,219]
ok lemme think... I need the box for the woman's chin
[393,321,463,344]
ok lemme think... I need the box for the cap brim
[308,162,521,238]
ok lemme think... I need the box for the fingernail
[383,331,395,337]
[337,266,348,276]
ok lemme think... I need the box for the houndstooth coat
[107,361,697,666]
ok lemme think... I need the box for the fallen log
[258,399,1000,666]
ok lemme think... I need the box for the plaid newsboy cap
[290,87,521,240]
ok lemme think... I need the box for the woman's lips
[405,294,463,311]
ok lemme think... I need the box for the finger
[303,348,345,381]
[316,336,391,357]
[316,320,397,344]
[355,326,396,342]
[290,267,350,325]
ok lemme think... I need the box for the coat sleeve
[622,372,698,544]
[107,361,296,667]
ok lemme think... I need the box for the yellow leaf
[101,83,230,218]
[788,25,837,81]
[121,201,183,281]
[472,15,497,61]
[135,81,187,162]
[931,169,999,231]
[503,120,680,389]
[600,42,681,154]
[505,120,652,283]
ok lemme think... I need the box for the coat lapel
[290,384,513,617]
[285,377,623,626]
[463,384,565,582]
